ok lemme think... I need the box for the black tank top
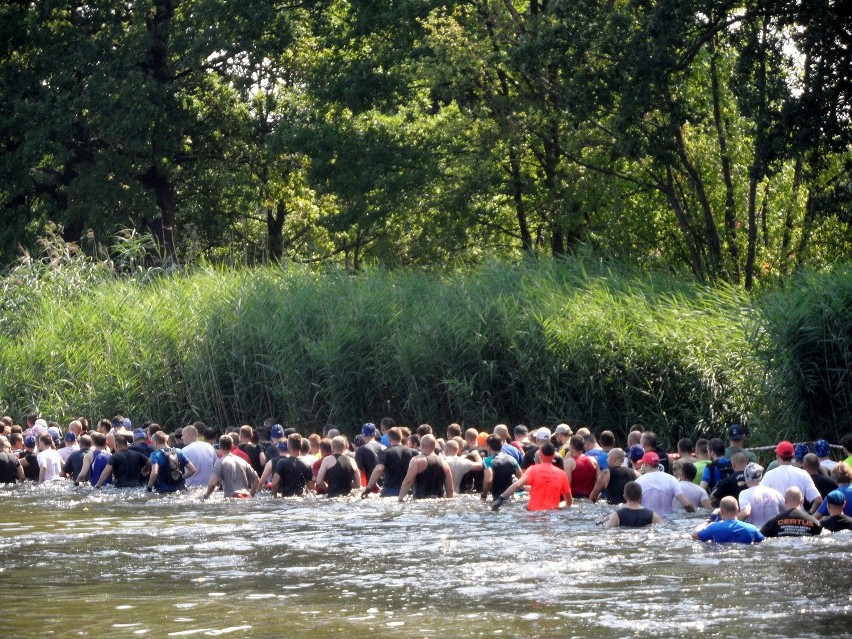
[379,445,416,491]
[239,442,264,476]
[607,466,636,504]
[616,506,654,527]
[413,455,445,498]
[489,454,517,498]
[326,454,355,498]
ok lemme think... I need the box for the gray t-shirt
[211,454,259,497]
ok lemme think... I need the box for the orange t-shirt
[524,463,571,511]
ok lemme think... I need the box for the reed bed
[1,259,848,445]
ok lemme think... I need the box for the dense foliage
[1,1,850,284]
[2,253,850,445]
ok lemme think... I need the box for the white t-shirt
[819,459,836,473]
[182,441,218,488]
[673,480,709,510]
[444,456,475,494]
[58,444,79,464]
[738,485,785,527]
[637,471,683,515]
[760,464,821,503]
[37,449,63,481]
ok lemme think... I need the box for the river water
[1,483,850,638]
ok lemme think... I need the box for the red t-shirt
[571,454,596,498]
[525,463,571,511]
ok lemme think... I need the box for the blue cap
[123,418,132,429]
[826,490,846,506]
[353,435,366,447]
[133,428,146,440]
[270,424,284,439]
[727,424,745,440]
[629,444,644,463]
[794,442,809,461]
[64,432,77,442]
[361,423,377,437]
[277,440,288,451]
[24,435,37,448]
[814,439,830,458]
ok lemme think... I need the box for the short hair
[623,481,642,501]
[696,438,709,455]
[831,461,852,484]
[38,434,53,448]
[583,434,596,446]
[680,461,697,482]
[9,432,22,447]
[331,436,347,453]
[91,432,107,448]
[678,438,694,454]
[642,432,658,449]
[493,424,509,440]
[219,435,233,451]
[464,428,478,443]
[802,453,820,472]
[98,418,112,432]
[79,434,92,449]
[539,442,556,458]
[730,451,749,468]
[446,423,462,439]
[407,434,419,447]
[599,431,616,448]
[239,425,253,440]
[182,425,198,439]
[607,448,625,465]
[840,433,852,453]
[319,438,333,455]
[152,431,168,445]
[444,439,459,455]
[486,435,503,453]
[569,434,585,453]
[204,428,217,441]
[288,433,302,452]
[301,439,311,454]
[114,435,129,448]
[387,427,402,444]
[708,438,725,457]
[417,423,433,437]
[719,496,738,514]
[784,486,803,507]
[380,417,395,431]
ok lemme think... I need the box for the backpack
[161,447,183,483]
[706,459,733,492]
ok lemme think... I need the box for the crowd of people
[2,412,851,543]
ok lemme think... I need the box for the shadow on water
[1,482,850,638]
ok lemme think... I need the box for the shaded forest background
[1,0,850,284]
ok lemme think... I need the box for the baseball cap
[743,462,763,483]
[534,427,551,441]
[514,424,529,436]
[629,444,645,463]
[826,490,846,506]
[270,424,284,439]
[361,423,377,437]
[353,434,366,447]
[553,424,572,437]
[24,435,36,448]
[776,441,794,460]
[640,451,660,467]
[277,440,288,451]
[794,442,809,461]
[64,432,77,443]
[32,419,47,435]
[133,428,146,440]
[727,424,745,440]
[814,439,830,458]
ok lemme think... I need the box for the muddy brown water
[1,483,850,638]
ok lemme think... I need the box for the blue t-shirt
[696,519,764,544]
[586,448,608,471]
[817,484,852,517]
[501,444,523,465]
[149,447,190,493]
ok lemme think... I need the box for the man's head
[219,435,233,452]
[91,432,107,449]
[708,438,725,461]
[623,481,642,503]
[626,431,641,448]
[784,486,804,509]
[446,423,462,440]
[727,424,745,444]
[538,442,556,462]
[813,439,831,460]
[420,434,438,454]
[319,438,333,457]
[743,462,763,486]
[67,420,83,437]
[387,427,403,446]
[361,423,377,440]
[719,496,739,519]
[599,431,616,450]
[152,431,169,448]
[607,448,625,468]
[114,434,129,450]
[640,451,660,472]
[569,435,585,455]
[640,432,658,452]
[825,489,846,515]
[493,424,510,442]
[696,438,709,459]
[677,438,695,456]
[831,461,852,486]
[182,425,198,444]
[331,435,347,454]
[486,435,503,455]
[802,453,821,475]
[444,439,459,457]
[730,451,749,472]
[288,433,302,457]
[78,434,92,451]
[239,425,253,443]
[513,424,529,442]
[534,428,551,445]
[37,434,53,451]
[679,461,698,483]
[583,434,597,452]
[380,417,395,434]
[776,441,795,464]
[464,428,478,447]
[417,424,433,437]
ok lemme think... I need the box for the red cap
[640,451,660,467]
[776,441,794,459]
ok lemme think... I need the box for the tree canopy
[1,0,849,285]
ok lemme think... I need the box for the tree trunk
[664,168,704,281]
[267,201,286,263]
